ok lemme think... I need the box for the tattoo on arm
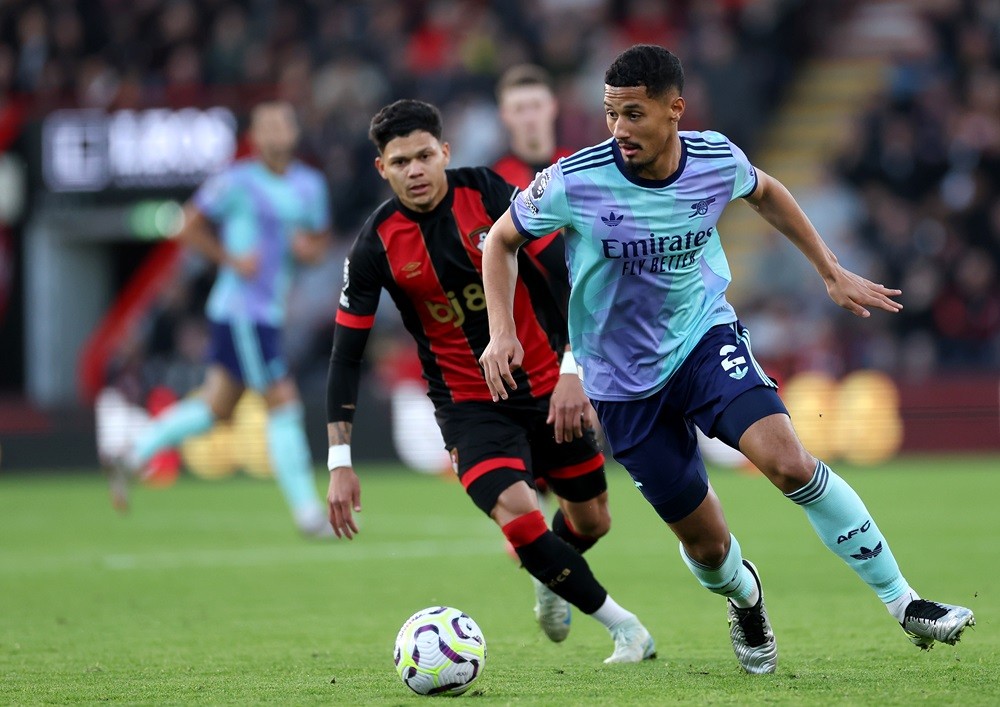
[327,421,352,446]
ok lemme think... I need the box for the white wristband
[327,444,352,470]
[559,350,579,376]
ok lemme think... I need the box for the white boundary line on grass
[0,537,502,573]
[102,537,501,570]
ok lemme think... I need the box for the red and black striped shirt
[492,148,573,191]
[328,167,569,419]
[492,149,575,262]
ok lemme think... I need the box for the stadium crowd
[1,0,819,232]
[2,0,996,403]
[834,0,1000,376]
[741,0,1000,381]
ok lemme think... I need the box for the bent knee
[684,538,730,568]
[490,481,542,526]
[265,379,299,408]
[564,496,611,538]
[569,511,610,539]
[208,403,232,422]
[758,448,815,493]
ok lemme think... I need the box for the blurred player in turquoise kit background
[110,101,333,538]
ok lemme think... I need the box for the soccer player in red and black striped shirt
[326,100,655,663]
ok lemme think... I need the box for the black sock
[551,509,598,554]
[515,530,607,613]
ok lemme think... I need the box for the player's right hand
[548,373,598,443]
[327,466,362,539]
[479,333,524,401]
[227,252,260,279]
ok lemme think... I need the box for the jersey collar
[611,138,687,189]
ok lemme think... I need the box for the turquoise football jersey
[194,159,329,326]
[509,131,758,401]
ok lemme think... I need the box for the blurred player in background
[492,64,572,190]
[480,44,975,674]
[110,101,333,538]
[326,99,655,664]
[491,64,574,534]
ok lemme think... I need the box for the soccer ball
[393,606,486,696]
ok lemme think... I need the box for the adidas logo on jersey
[601,211,624,227]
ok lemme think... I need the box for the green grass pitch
[1,457,997,705]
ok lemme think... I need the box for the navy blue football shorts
[208,319,288,391]
[435,398,607,516]
[593,321,787,524]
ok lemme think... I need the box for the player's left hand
[479,332,524,401]
[547,372,599,443]
[825,265,902,318]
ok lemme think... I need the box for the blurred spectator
[205,4,249,84]
[933,250,1000,368]
[830,0,1000,375]
[729,1,1000,380]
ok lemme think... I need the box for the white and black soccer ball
[393,606,486,696]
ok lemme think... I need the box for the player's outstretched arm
[326,420,361,540]
[479,211,528,401]
[745,169,902,318]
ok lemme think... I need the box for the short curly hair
[368,99,443,153]
[604,44,684,98]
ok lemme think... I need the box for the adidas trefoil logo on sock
[850,541,883,561]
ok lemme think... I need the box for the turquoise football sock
[266,402,323,519]
[133,398,214,466]
[680,533,759,608]
[786,460,909,603]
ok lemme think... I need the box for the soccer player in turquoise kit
[479,45,974,673]
[110,101,333,537]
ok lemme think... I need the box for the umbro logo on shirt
[601,211,624,227]
[402,261,422,279]
[689,197,716,217]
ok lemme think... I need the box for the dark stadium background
[0,0,997,471]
